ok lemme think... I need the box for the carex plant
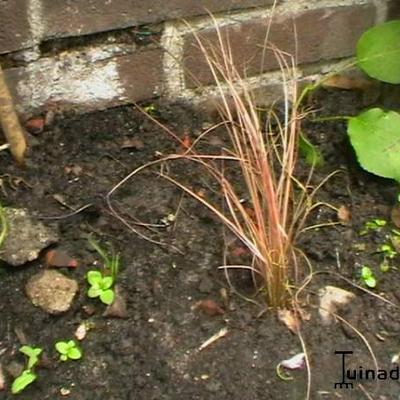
[86,235,120,305]
[107,18,326,310]
[174,22,320,310]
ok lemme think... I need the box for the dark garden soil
[1,89,400,400]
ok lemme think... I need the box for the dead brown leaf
[322,74,375,91]
[391,206,400,228]
[45,249,78,268]
[278,309,300,333]
[319,285,355,325]
[25,117,44,135]
[64,164,83,176]
[337,205,351,224]
[121,137,144,150]
[0,363,4,391]
[192,299,225,316]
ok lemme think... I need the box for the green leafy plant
[143,103,158,116]
[378,244,397,259]
[11,345,42,394]
[55,340,82,361]
[357,20,400,84]
[87,236,120,305]
[380,260,390,273]
[299,133,324,167]
[20,346,42,370]
[360,218,387,235]
[12,370,37,395]
[347,20,400,184]
[87,270,115,305]
[360,266,377,288]
[88,235,120,283]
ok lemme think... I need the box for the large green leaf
[348,108,400,181]
[357,20,400,84]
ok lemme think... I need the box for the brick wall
[0,0,398,117]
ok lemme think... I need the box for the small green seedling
[143,103,157,116]
[360,219,387,235]
[299,133,324,167]
[378,244,397,259]
[380,260,390,273]
[20,346,42,370]
[88,235,120,282]
[11,345,42,394]
[55,340,82,362]
[361,266,377,288]
[12,370,37,395]
[87,236,120,305]
[87,270,115,305]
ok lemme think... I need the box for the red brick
[0,0,32,54]
[3,47,164,116]
[117,48,164,102]
[183,4,376,88]
[42,0,277,40]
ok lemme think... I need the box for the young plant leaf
[100,289,115,305]
[20,346,42,370]
[88,286,102,298]
[361,266,377,288]
[87,270,102,285]
[101,276,114,290]
[11,370,37,394]
[348,108,400,181]
[299,133,324,167]
[357,20,400,84]
[55,342,69,355]
[67,346,82,360]
[55,340,82,361]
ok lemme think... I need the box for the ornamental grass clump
[107,21,320,310]
[183,26,311,309]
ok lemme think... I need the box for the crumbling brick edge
[0,0,396,118]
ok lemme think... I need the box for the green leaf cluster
[361,266,377,288]
[87,270,115,305]
[11,346,42,394]
[348,20,400,182]
[55,340,82,362]
[86,235,120,305]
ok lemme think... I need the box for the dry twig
[0,65,27,165]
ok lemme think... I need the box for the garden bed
[0,89,400,399]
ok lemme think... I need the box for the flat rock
[1,208,58,266]
[25,270,78,314]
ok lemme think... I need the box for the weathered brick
[3,47,164,116]
[0,0,32,54]
[117,48,164,102]
[183,4,376,88]
[42,0,277,40]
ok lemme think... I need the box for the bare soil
[1,89,400,400]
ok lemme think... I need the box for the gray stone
[25,270,78,314]
[1,208,58,266]
[103,285,128,319]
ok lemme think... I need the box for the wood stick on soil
[0,65,27,165]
